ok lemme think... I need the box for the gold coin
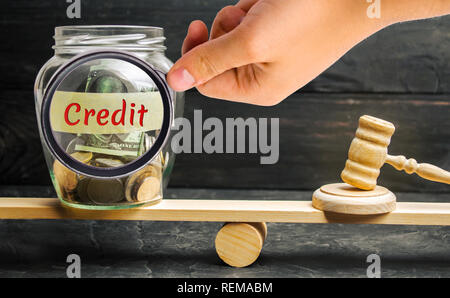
[145,164,161,178]
[63,189,76,203]
[130,171,160,202]
[124,165,160,202]
[124,169,147,202]
[53,160,78,192]
[136,176,161,202]
[70,151,93,164]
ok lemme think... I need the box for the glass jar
[34,26,184,210]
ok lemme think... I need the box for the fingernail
[170,67,196,91]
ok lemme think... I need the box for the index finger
[236,0,259,12]
[182,20,209,55]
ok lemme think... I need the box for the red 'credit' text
[64,99,148,127]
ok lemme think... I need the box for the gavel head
[341,115,395,190]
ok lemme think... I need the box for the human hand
[167,0,450,106]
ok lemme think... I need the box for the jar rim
[55,25,164,33]
[54,25,166,54]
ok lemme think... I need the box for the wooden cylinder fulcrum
[215,222,267,268]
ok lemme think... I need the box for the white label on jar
[50,91,164,134]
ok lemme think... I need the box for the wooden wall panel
[0,0,448,191]
[0,90,448,192]
[0,0,449,93]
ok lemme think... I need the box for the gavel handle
[385,154,450,185]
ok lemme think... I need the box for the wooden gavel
[341,115,450,190]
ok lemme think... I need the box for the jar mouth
[53,25,166,54]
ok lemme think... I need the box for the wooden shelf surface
[0,197,449,225]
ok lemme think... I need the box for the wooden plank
[0,198,449,226]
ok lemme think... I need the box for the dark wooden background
[1,0,449,193]
[0,0,450,279]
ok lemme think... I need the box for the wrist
[340,0,391,40]
[383,0,450,24]
[343,0,449,38]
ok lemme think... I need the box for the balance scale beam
[0,198,449,226]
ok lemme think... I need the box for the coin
[145,164,161,178]
[63,189,76,203]
[161,151,168,167]
[76,177,92,203]
[71,151,93,163]
[136,176,160,202]
[124,169,146,202]
[124,165,161,202]
[65,137,85,155]
[131,170,161,202]
[53,159,78,192]
[87,178,124,204]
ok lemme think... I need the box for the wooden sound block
[215,222,267,268]
[312,183,396,215]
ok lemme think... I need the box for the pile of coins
[52,151,162,205]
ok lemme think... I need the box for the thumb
[167,29,251,91]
